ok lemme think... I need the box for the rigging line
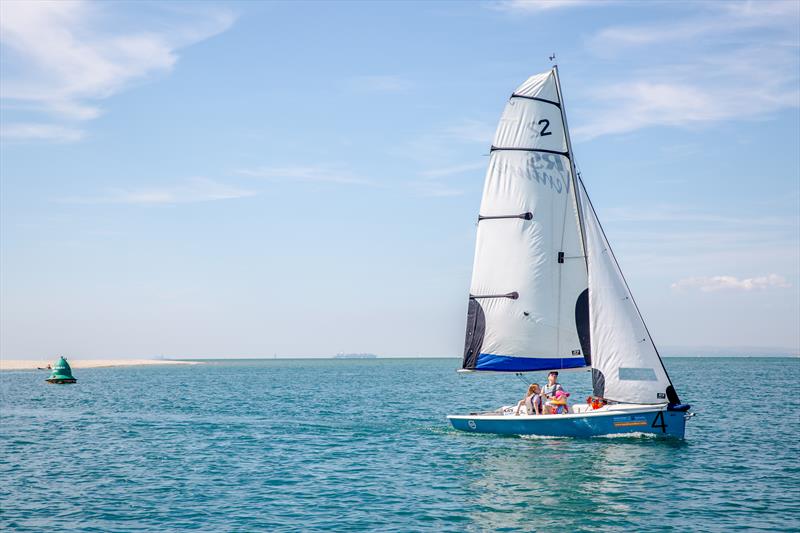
[577,177,676,390]
[552,65,588,275]
[515,372,532,386]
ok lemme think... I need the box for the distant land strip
[0,359,203,371]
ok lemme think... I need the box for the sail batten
[510,94,561,107]
[490,147,571,157]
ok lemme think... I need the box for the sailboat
[447,67,692,438]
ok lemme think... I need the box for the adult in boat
[514,383,542,415]
[542,371,564,414]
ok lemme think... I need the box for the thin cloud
[595,201,798,278]
[443,119,495,145]
[236,165,373,186]
[399,119,494,167]
[671,274,791,292]
[0,123,84,143]
[490,0,612,13]
[573,56,799,140]
[590,1,798,49]
[60,178,255,205]
[0,1,235,138]
[420,161,486,179]
[344,75,413,93]
[397,121,493,196]
[412,181,466,198]
[414,160,485,197]
[572,1,800,140]
[602,205,797,227]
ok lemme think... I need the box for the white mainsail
[578,179,678,404]
[462,69,589,372]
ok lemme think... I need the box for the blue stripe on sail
[475,353,588,372]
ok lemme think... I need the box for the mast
[552,65,588,273]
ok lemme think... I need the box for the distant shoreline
[2,354,796,371]
[0,359,203,371]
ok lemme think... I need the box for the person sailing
[513,383,542,415]
[542,371,565,414]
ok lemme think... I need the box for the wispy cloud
[236,165,373,186]
[412,161,486,197]
[0,1,235,141]
[490,0,611,13]
[573,56,799,140]
[397,120,493,197]
[442,119,496,145]
[343,75,413,93]
[0,123,84,143]
[572,1,800,140]
[60,178,255,205]
[590,1,798,49]
[412,182,466,198]
[597,202,799,278]
[602,205,797,227]
[399,119,494,166]
[671,274,791,292]
[420,161,486,179]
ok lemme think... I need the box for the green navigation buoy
[46,356,77,384]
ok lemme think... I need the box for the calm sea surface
[1,357,798,532]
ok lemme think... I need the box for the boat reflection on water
[460,437,686,531]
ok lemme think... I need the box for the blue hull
[448,406,689,439]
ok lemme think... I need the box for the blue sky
[1,0,798,358]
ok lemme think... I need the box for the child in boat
[548,389,570,414]
[514,383,542,415]
[586,396,608,410]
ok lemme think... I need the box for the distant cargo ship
[334,353,377,359]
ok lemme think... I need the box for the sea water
[1,357,798,532]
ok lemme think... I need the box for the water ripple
[1,358,798,531]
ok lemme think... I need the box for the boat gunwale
[446,403,670,422]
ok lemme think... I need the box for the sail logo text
[525,153,570,194]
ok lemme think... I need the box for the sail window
[618,367,658,381]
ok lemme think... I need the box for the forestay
[462,69,589,372]
[578,179,679,404]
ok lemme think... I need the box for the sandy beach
[0,359,202,371]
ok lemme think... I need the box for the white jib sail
[579,179,675,403]
[464,69,588,372]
